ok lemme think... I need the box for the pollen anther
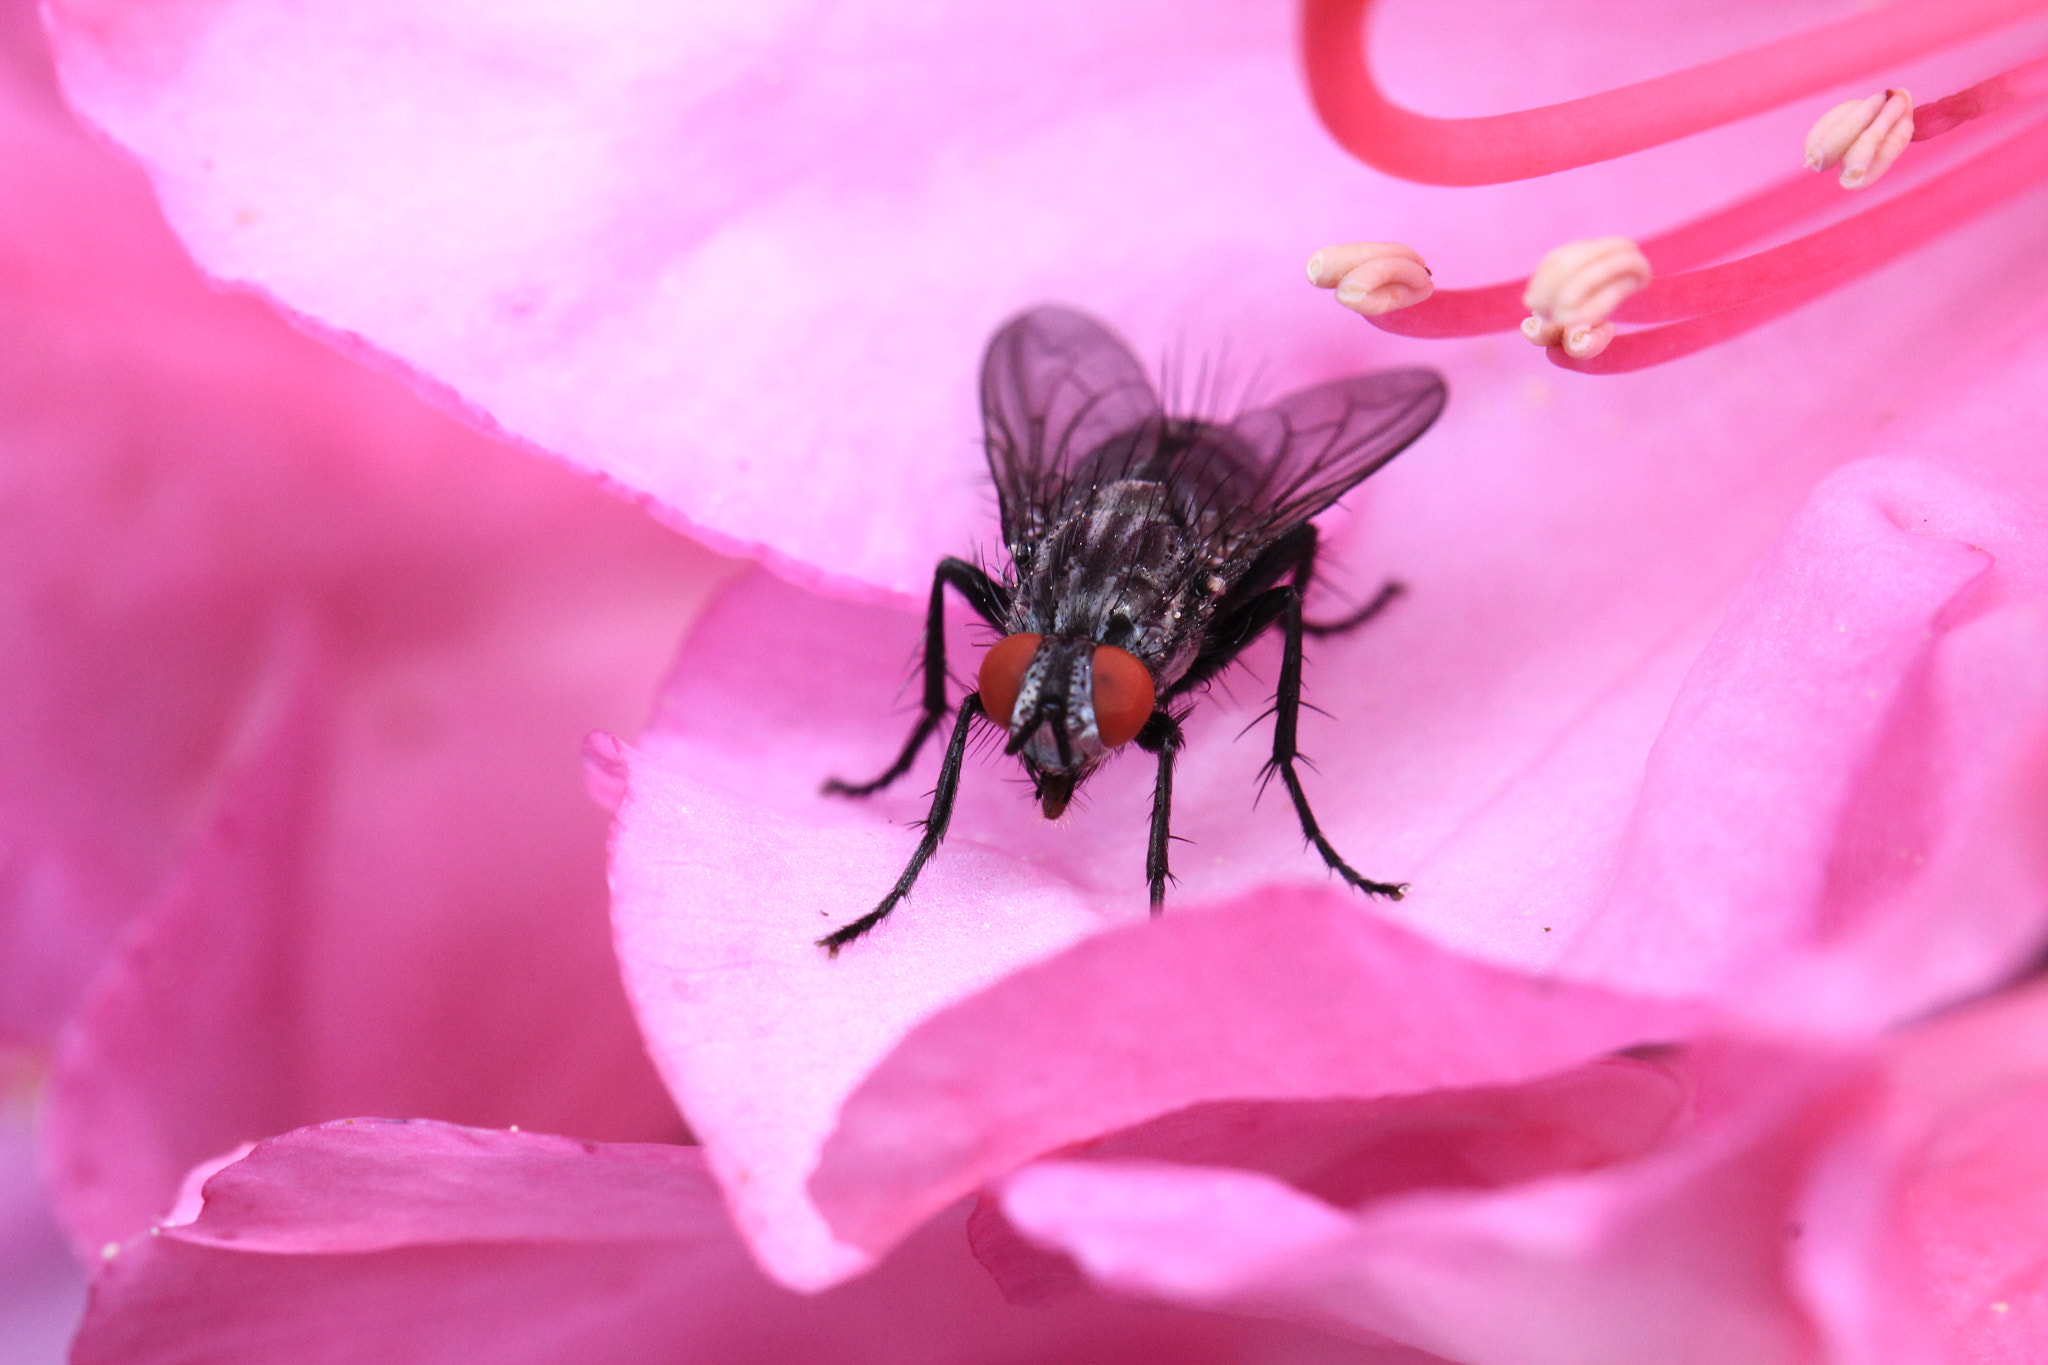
[1806,89,1914,189]
[1521,237,1649,355]
[1308,241,1435,316]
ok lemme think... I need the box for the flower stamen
[1306,242,1434,316]
[1806,89,1914,188]
[1301,0,2048,184]
[1558,112,2048,372]
[1523,238,1650,327]
[1305,4,2048,373]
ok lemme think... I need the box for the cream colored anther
[1521,237,1650,361]
[1805,89,1914,189]
[1306,242,1434,316]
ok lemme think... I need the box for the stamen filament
[1301,0,2048,185]
[1367,169,1853,338]
[1556,113,2048,372]
[1369,75,2043,345]
[1915,52,2048,138]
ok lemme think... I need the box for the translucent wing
[981,307,1162,553]
[1224,369,1447,539]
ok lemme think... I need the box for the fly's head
[976,632,1155,818]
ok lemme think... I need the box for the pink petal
[45,636,326,1262]
[809,900,1695,1262]
[1001,1040,1867,1365]
[41,0,2016,595]
[1571,458,2048,1028]
[0,9,274,1045]
[993,981,2048,1364]
[1797,978,2048,1364]
[1889,991,2048,1363]
[0,1069,85,1365]
[3,10,731,1258]
[74,1119,1411,1365]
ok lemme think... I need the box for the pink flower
[25,0,2048,1361]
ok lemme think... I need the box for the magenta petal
[0,1077,86,1365]
[74,1120,1410,1365]
[9,0,729,1232]
[12,2,740,1257]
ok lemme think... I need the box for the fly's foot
[821,710,946,799]
[822,774,884,798]
[817,903,893,957]
[1330,862,1407,900]
[1304,579,1406,637]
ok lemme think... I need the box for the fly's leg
[823,556,1008,797]
[1303,580,1405,637]
[1135,709,1185,912]
[820,693,986,955]
[1280,521,1406,639]
[1267,587,1405,900]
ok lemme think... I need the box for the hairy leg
[820,693,988,955]
[823,556,1007,797]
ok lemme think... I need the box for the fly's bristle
[1155,334,1262,424]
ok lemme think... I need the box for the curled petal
[1806,89,1915,188]
[1306,241,1433,316]
[72,1121,1345,1363]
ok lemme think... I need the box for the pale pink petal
[39,0,1987,595]
[1572,458,2048,1028]
[73,1119,1419,1365]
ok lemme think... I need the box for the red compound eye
[977,633,1042,729]
[1091,645,1155,749]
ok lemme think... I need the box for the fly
[819,305,1447,954]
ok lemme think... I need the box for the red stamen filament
[1301,0,2048,185]
[1565,113,2048,373]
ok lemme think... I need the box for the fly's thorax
[1010,479,1220,686]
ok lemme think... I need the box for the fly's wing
[981,307,1162,553]
[1223,369,1447,541]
